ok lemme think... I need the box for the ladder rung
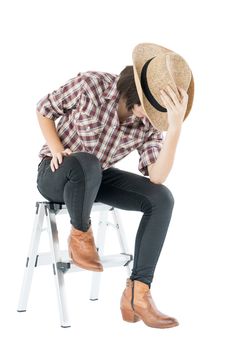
[34,251,132,271]
[58,253,133,273]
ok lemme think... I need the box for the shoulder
[79,70,118,105]
[81,70,118,86]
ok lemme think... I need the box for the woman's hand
[160,85,189,131]
[51,148,72,172]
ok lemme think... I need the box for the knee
[67,152,102,182]
[72,151,102,172]
[148,184,174,211]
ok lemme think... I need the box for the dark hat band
[140,57,167,113]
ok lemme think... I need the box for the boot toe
[93,262,104,271]
[166,317,179,327]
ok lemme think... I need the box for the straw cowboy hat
[132,42,194,131]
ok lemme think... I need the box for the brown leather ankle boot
[120,278,179,328]
[67,225,103,272]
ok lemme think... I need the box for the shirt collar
[139,115,151,128]
[101,75,120,101]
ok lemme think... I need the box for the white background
[0,0,233,348]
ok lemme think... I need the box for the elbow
[147,164,167,185]
[36,110,43,119]
[149,176,166,185]
[36,110,44,117]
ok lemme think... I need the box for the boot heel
[120,307,141,323]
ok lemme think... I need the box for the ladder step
[35,251,132,271]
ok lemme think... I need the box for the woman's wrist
[167,124,182,136]
[50,146,65,156]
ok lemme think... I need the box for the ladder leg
[17,202,45,312]
[45,207,71,328]
[110,208,133,276]
[89,210,108,300]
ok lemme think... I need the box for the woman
[36,43,193,329]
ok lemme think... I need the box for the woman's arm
[148,127,181,184]
[37,111,64,155]
[148,85,189,184]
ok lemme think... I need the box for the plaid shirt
[36,71,164,176]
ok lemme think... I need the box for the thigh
[94,166,160,212]
[37,152,102,203]
[37,157,71,202]
[36,153,85,202]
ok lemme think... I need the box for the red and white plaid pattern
[36,71,164,176]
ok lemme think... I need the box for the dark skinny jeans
[36,151,174,287]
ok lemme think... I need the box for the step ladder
[17,201,133,327]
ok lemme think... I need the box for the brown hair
[117,65,141,112]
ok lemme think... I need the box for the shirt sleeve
[36,72,86,121]
[137,129,164,176]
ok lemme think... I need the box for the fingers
[51,159,56,172]
[50,153,63,172]
[63,148,72,155]
[177,86,185,95]
[177,86,188,103]
[160,89,174,110]
[166,85,181,105]
[57,153,63,164]
[51,157,60,172]
[50,149,73,172]
[161,85,188,110]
